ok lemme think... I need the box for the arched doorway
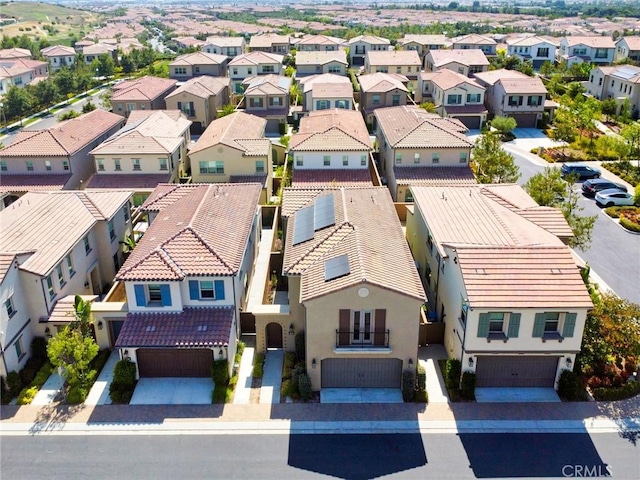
[266,322,283,349]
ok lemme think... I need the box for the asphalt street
[1,432,638,479]
[509,149,640,304]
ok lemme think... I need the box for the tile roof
[299,73,351,93]
[290,109,371,152]
[111,76,177,102]
[0,190,132,276]
[563,36,615,48]
[358,72,408,93]
[205,36,245,47]
[348,35,390,46]
[0,64,32,79]
[608,65,640,84]
[82,43,116,55]
[444,104,489,115]
[454,34,497,46]
[0,253,17,285]
[292,168,373,188]
[498,77,548,95]
[229,174,268,187]
[375,105,473,149]
[41,45,76,56]
[116,183,260,281]
[115,307,233,348]
[86,173,172,190]
[282,187,425,302]
[228,51,284,67]
[249,34,290,49]
[507,36,556,47]
[395,166,477,186]
[242,74,291,95]
[455,247,593,309]
[400,34,448,46]
[310,82,354,98]
[47,294,98,323]
[472,68,530,86]
[169,51,228,66]
[165,75,230,99]
[295,34,344,46]
[429,68,483,91]
[1,109,123,157]
[189,111,269,156]
[619,36,640,50]
[0,174,72,193]
[295,50,347,66]
[367,50,421,66]
[0,48,31,59]
[429,49,490,67]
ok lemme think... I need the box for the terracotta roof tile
[41,45,75,56]
[228,51,283,67]
[0,253,17,285]
[309,82,354,98]
[165,76,230,99]
[295,50,347,66]
[395,166,477,186]
[229,174,268,186]
[367,50,421,66]
[292,168,373,187]
[248,34,290,49]
[189,111,268,156]
[290,109,371,152]
[205,36,245,48]
[0,174,72,193]
[400,35,448,46]
[358,72,408,93]
[295,34,344,47]
[299,73,351,93]
[115,307,233,348]
[111,76,177,102]
[170,51,228,66]
[348,35,390,46]
[0,48,31,59]
[86,173,172,190]
[429,69,483,91]
[453,34,496,46]
[563,36,615,48]
[499,77,547,94]
[47,295,98,323]
[429,49,490,68]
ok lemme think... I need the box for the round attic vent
[358,287,369,298]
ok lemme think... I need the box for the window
[97,159,105,171]
[114,159,121,171]
[432,153,439,164]
[447,94,462,105]
[335,100,349,109]
[14,336,25,361]
[5,296,15,318]
[404,189,414,202]
[66,255,75,277]
[232,67,238,75]
[148,284,162,303]
[117,103,123,112]
[189,280,225,301]
[328,65,342,73]
[296,156,303,167]
[594,48,608,59]
[174,67,186,75]
[45,160,52,171]
[459,152,468,163]
[323,156,331,167]
[316,100,330,110]
[262,65,275,73]
[132,159,141,171]
[113,252,120,272]
[396,67,402,74]
[159,158,168,171]
[395,153,402,165]
[123,205,130,222]
[573,47,587,56]
[199,161,224,174]
[414,153,420,164]
[26,160,34,171]
[392,94,401,106]
[536,47,549,57]
[488,312,504,333]
[271,96,281,106]
[508,95,523,106]
[108,220,116,241]
[56,264,66,288]
[126,103,136,112]
[342,156,349,167]
[83,235,91,255]
[360,155,367,166]
[194,66,200,74]
[466,93,481,103]
[544,312,559,333]
[372,94,381,105]
[0,161,7,171]
[255,160,265,173]
[247,68,253,75]
[46,275,55,300]
[527,95,543,107]
[249,97,263,108]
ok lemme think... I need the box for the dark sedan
[581,178,627,197]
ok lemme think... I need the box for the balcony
[335,330,390,349]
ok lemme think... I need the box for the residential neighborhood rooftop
[290,109,372,152]
[429,49,490,67]
[111,76,177,102]
[165,76,230,99]
[358,72,408,93]
[188,111,269,156]
[169,51,229,66]
[295,50,347,65]
[228,51,284,66]
[366,50,421,66]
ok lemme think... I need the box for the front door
[266,322,283,348]
[353,311,373,345]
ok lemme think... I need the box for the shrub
[284,351,297,370]
[402,370,415,402]
[16,386,39,405]
[591,380,640,401]
[31,362,53,387]
[19,362,39,386]
[211,360,229,386]
[460,372,477,401]
[109,382,135,404]
[67,386,88,404]
[280,379,295,398]
[620,215,640,233]
[557,370,586,401]
[290,364,305,399]
[635,184,640,207]
[1,377,12,404]
[278,122,286,135]
[6,371,22,397]
[113,359,136,387]
[31,337,47,361]
[235,341,245,364]
[414,364,427,402]
[252,353,265,378]
[298,373,313,402]
[295,331,305,362]
[444,359,461,390]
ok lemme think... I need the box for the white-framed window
[132,158,141,171]
[0,161,6,171]
[432,153,439,164]
[46,275,55,300]
[255,160,265,173]
[108,220,116,241]
[413,153,420,164]
[174,67,187,75]
[323,156,331,166]
[460,152,468,163]
[466,93,481,103]
[45,160,52,171]
[296,156,303,167]
[159,158,168,171]
[199,161,224,174]
[62,160,70,171]
[114,158,121,171]
[342,155,349,166]
[360,155,367,166]
[262,65,275,73]
[56,264,66,288]
[97,159,105,171]
[447,94,462,105]
[26,160,34,171]
[5,296,16,318]
[199,281,216,299]
[66,255,75,277]
[352,310,374,344]
[14,335,25,361]
[395,152,402,165]
[83,235,91,255]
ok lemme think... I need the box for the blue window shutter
[477,313,489,337]
[160,284,172,306]
[189,280,199,300]
[533,313,545,337]
[563,313,577,338]
[214,280,225,300]
[134,284,146,307]
[507,313,521,338]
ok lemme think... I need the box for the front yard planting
[604,206,640,233]
[211,340,244,404]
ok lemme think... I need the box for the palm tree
[71,295,94,339]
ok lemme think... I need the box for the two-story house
[165,76,231,133]
[289,109,373,187]
[406,184,592,389]
[614,37,640,64]
[87,110,191,190]
[0,48,32,60]
[40,45,76,71]
[249,34,291,55]
[347,35,390,66]
[294,34,345,52]
[399,34,448,68]
[295,50,348,77]
[473,69,548,128]
[585,65,640,119]
[174,36,206,50]
[452,34,497,56]
[506,36,557,70]
[375,105,476,202]
[0,63,34,94]
[204,36,246,58]
[276,186,426,392]
[358,72,409,128]
[227,52,284,94]
[419,69,487,129]
[425,49,490,78]
[82,42,117,64]
[110,76,177,118]
[558,36,615,66]
[365,50,421,82]
[189,112,273,201]
[240,74,291,133]
[299,73,354,115]
[168,52,229,80]
[0,109,125,200]
[113,182,261,378]
[0,189,133,375]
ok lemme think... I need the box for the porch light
[289,323,295,336]
[565,357,572,368]
[468,357,474,368]
[408,358,414,369]
[97,320,104,330]
[123,349,130,360]
[312,358,316,369]
[44,327,52,338]
[219,348,224,358]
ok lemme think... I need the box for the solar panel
[314,194,335,231]
[324,254,350,282]
[292,205,315,245]
[615,65,640,80]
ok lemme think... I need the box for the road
[1,432,638,479]
[509,149,640,304]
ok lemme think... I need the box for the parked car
[561,163,601,180]
[595,189,636,207]
[582,178,627,197]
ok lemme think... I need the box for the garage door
[321,358,402,388]
[456,116,481,129]
[509,114,537,128]
[476,356,559,387]
[136,349,213,377]
[265,118,281,134]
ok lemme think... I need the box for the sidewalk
[84,351,119,406]
[233,340,255,405]
[30,372,64,406]
[260,350,283,404]
[418,345,449,404]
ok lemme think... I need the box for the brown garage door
[456,116,481,129]
[136,349,213,377]
[509,114,537,128]
[321,358,402,388]
[476,356,559,387]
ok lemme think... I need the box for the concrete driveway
[320,388,403,404]
[475,387,561,403]
[129,378,213,405]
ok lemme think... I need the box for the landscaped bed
[604,206,640,233]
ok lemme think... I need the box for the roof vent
[196,325,208,332]
[146,325,156,332]
[551,268,562,274]
[475,268,486,275]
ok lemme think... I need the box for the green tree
[523,167,566,207]
[54,67,76,97]
[47,326,98,389]
[419,102,437,113]
[94,53,115,77]
[34,79,59,112]
[621,122,640,166]
[549,109,577,157]
[58,110,80,121]
[120,54,135,74]
[471,132,520,183]
[490,116,517,136]
[218,104,236,117]
[574,96,601,142]
[82,100,96,113]
[601,98,618,123]
[4,85,33,120]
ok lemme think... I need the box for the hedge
[592,380,640,401]
[402,370,415,402]
[619,215,640,233]
[444,359,461,390]
[557,370,587,401]
[414,364,428,403]
[460,372,477,401]
[252,353,265,378]
[298,373,313,402]
[109,359,137,404]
